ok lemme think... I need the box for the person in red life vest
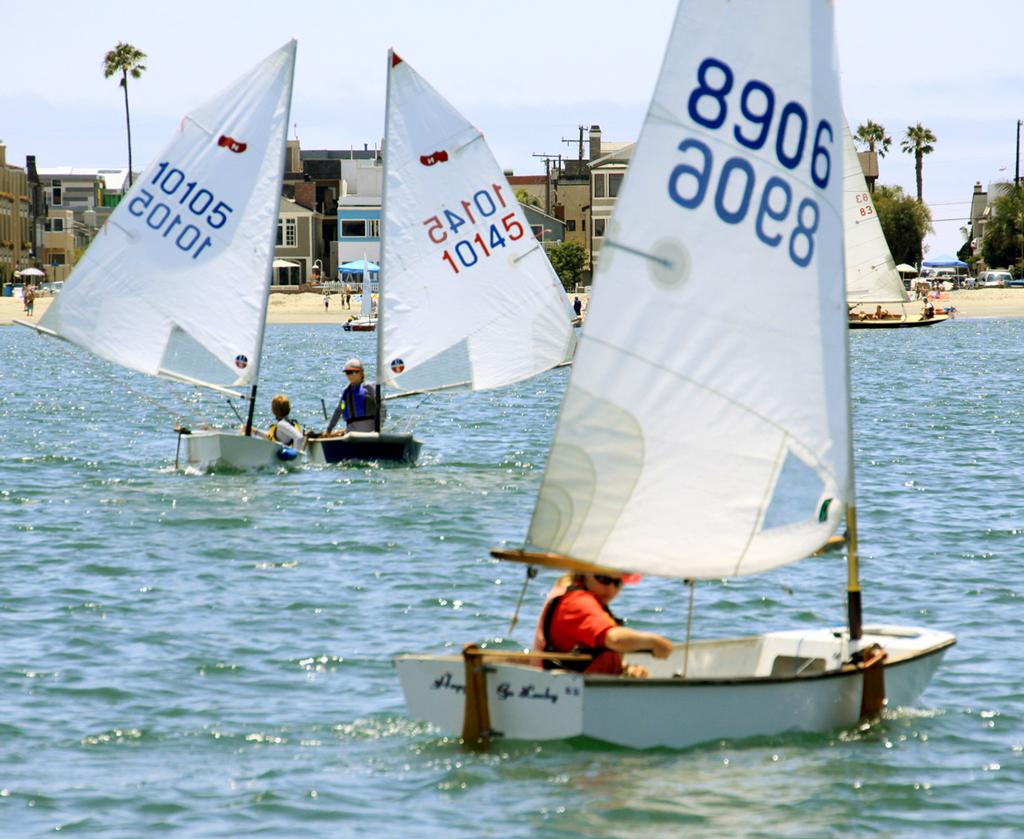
[535,572,673,678]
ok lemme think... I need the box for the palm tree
[901,123,937,203]
[854,120,892,158]
[102,42,147,189]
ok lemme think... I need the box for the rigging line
[682,579,696,679]
[507,565,538,638]
[77,353,213,427]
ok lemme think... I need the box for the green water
[0,321,1021,837]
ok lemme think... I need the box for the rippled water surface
[1,320,1023,837]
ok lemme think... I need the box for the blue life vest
[343,383,371,421]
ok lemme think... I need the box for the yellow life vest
[268,418,302,443]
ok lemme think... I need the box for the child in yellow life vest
[249,394,304,449]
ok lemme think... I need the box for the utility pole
[561,125,587,161]
[1016,119,1021,188]
[531,153,562,215]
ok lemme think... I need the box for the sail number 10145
[668,56,834,269]
[422,183,525,274]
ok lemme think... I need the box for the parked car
[981,270,1011,288]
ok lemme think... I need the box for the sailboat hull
[848,315,950,329]
[182,430,300,470]
[395,625,955,750]
[342,318,377,332]
[306,431,421,465]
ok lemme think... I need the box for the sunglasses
[593,574,623,587]
[344,369,362,375]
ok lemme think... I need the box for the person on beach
[320,358,383,435]
[249,394,304,449]
[23,284,34,316]
[573,296,582,317]
[533,572,673,678]
[323,293,329,312]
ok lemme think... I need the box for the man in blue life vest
[323,358,384,435]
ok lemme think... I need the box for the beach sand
[3,288,1022,327]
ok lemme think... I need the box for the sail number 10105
[422,183,525,274]
[668,56,834,269]
[127,161,234,260]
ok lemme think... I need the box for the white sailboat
[308,51,577,465]
[842,121,947,328]
[396,0,954,750]
[342,258,377,332]
[19,42,298,470]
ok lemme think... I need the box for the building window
[52,180,62,205]
[566,219,576,232]
[609,173,624,198]
[366,219,380,237]
[594,218,606,238]
[341,219,366,238]
[593,174,605,199]
[51,218,64,233]
[51,252,66,265]
[277,217,297,247]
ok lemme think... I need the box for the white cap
[343,358,364,372]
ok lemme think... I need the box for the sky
[2,0,1021,259]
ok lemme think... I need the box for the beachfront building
[34,166,133,277]
[334,151,383,271]
[40,208,78,282]
[588,139,634,273]
[963,179,1013,270]
[522,205,565,244]
[273,196,323,287]
[281,141,384,279]
[0,143,32,283]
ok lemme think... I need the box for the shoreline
[3,289,1024,327]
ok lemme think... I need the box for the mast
[376,50,397,386]
[245,41,298,435]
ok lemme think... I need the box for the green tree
[873,184,932,266]
[103,42,147,189]
[546,241,587,291]
[980,184,1024,270]
[900,123,936,203]
[854,119,892,158]
[515,188,541,208]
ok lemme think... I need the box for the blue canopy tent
[338,259,380,277]
[922,255,968,268]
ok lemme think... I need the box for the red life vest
[539,586,624,674]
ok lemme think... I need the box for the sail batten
[378,52,576,395]
[525,0,850,581]
[38,42,296,389]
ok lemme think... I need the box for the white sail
[39,42,296,390]
[842,121,908,304]
[361,258,373,318]
[526,0,849,579]
[377,52,576,393]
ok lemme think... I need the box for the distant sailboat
[342,258,378,332]
[843,121,947,328]
[396,0,954,749]
[20,43,299,470]
[308,51,577,465]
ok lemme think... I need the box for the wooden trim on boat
[490,547,636,577]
